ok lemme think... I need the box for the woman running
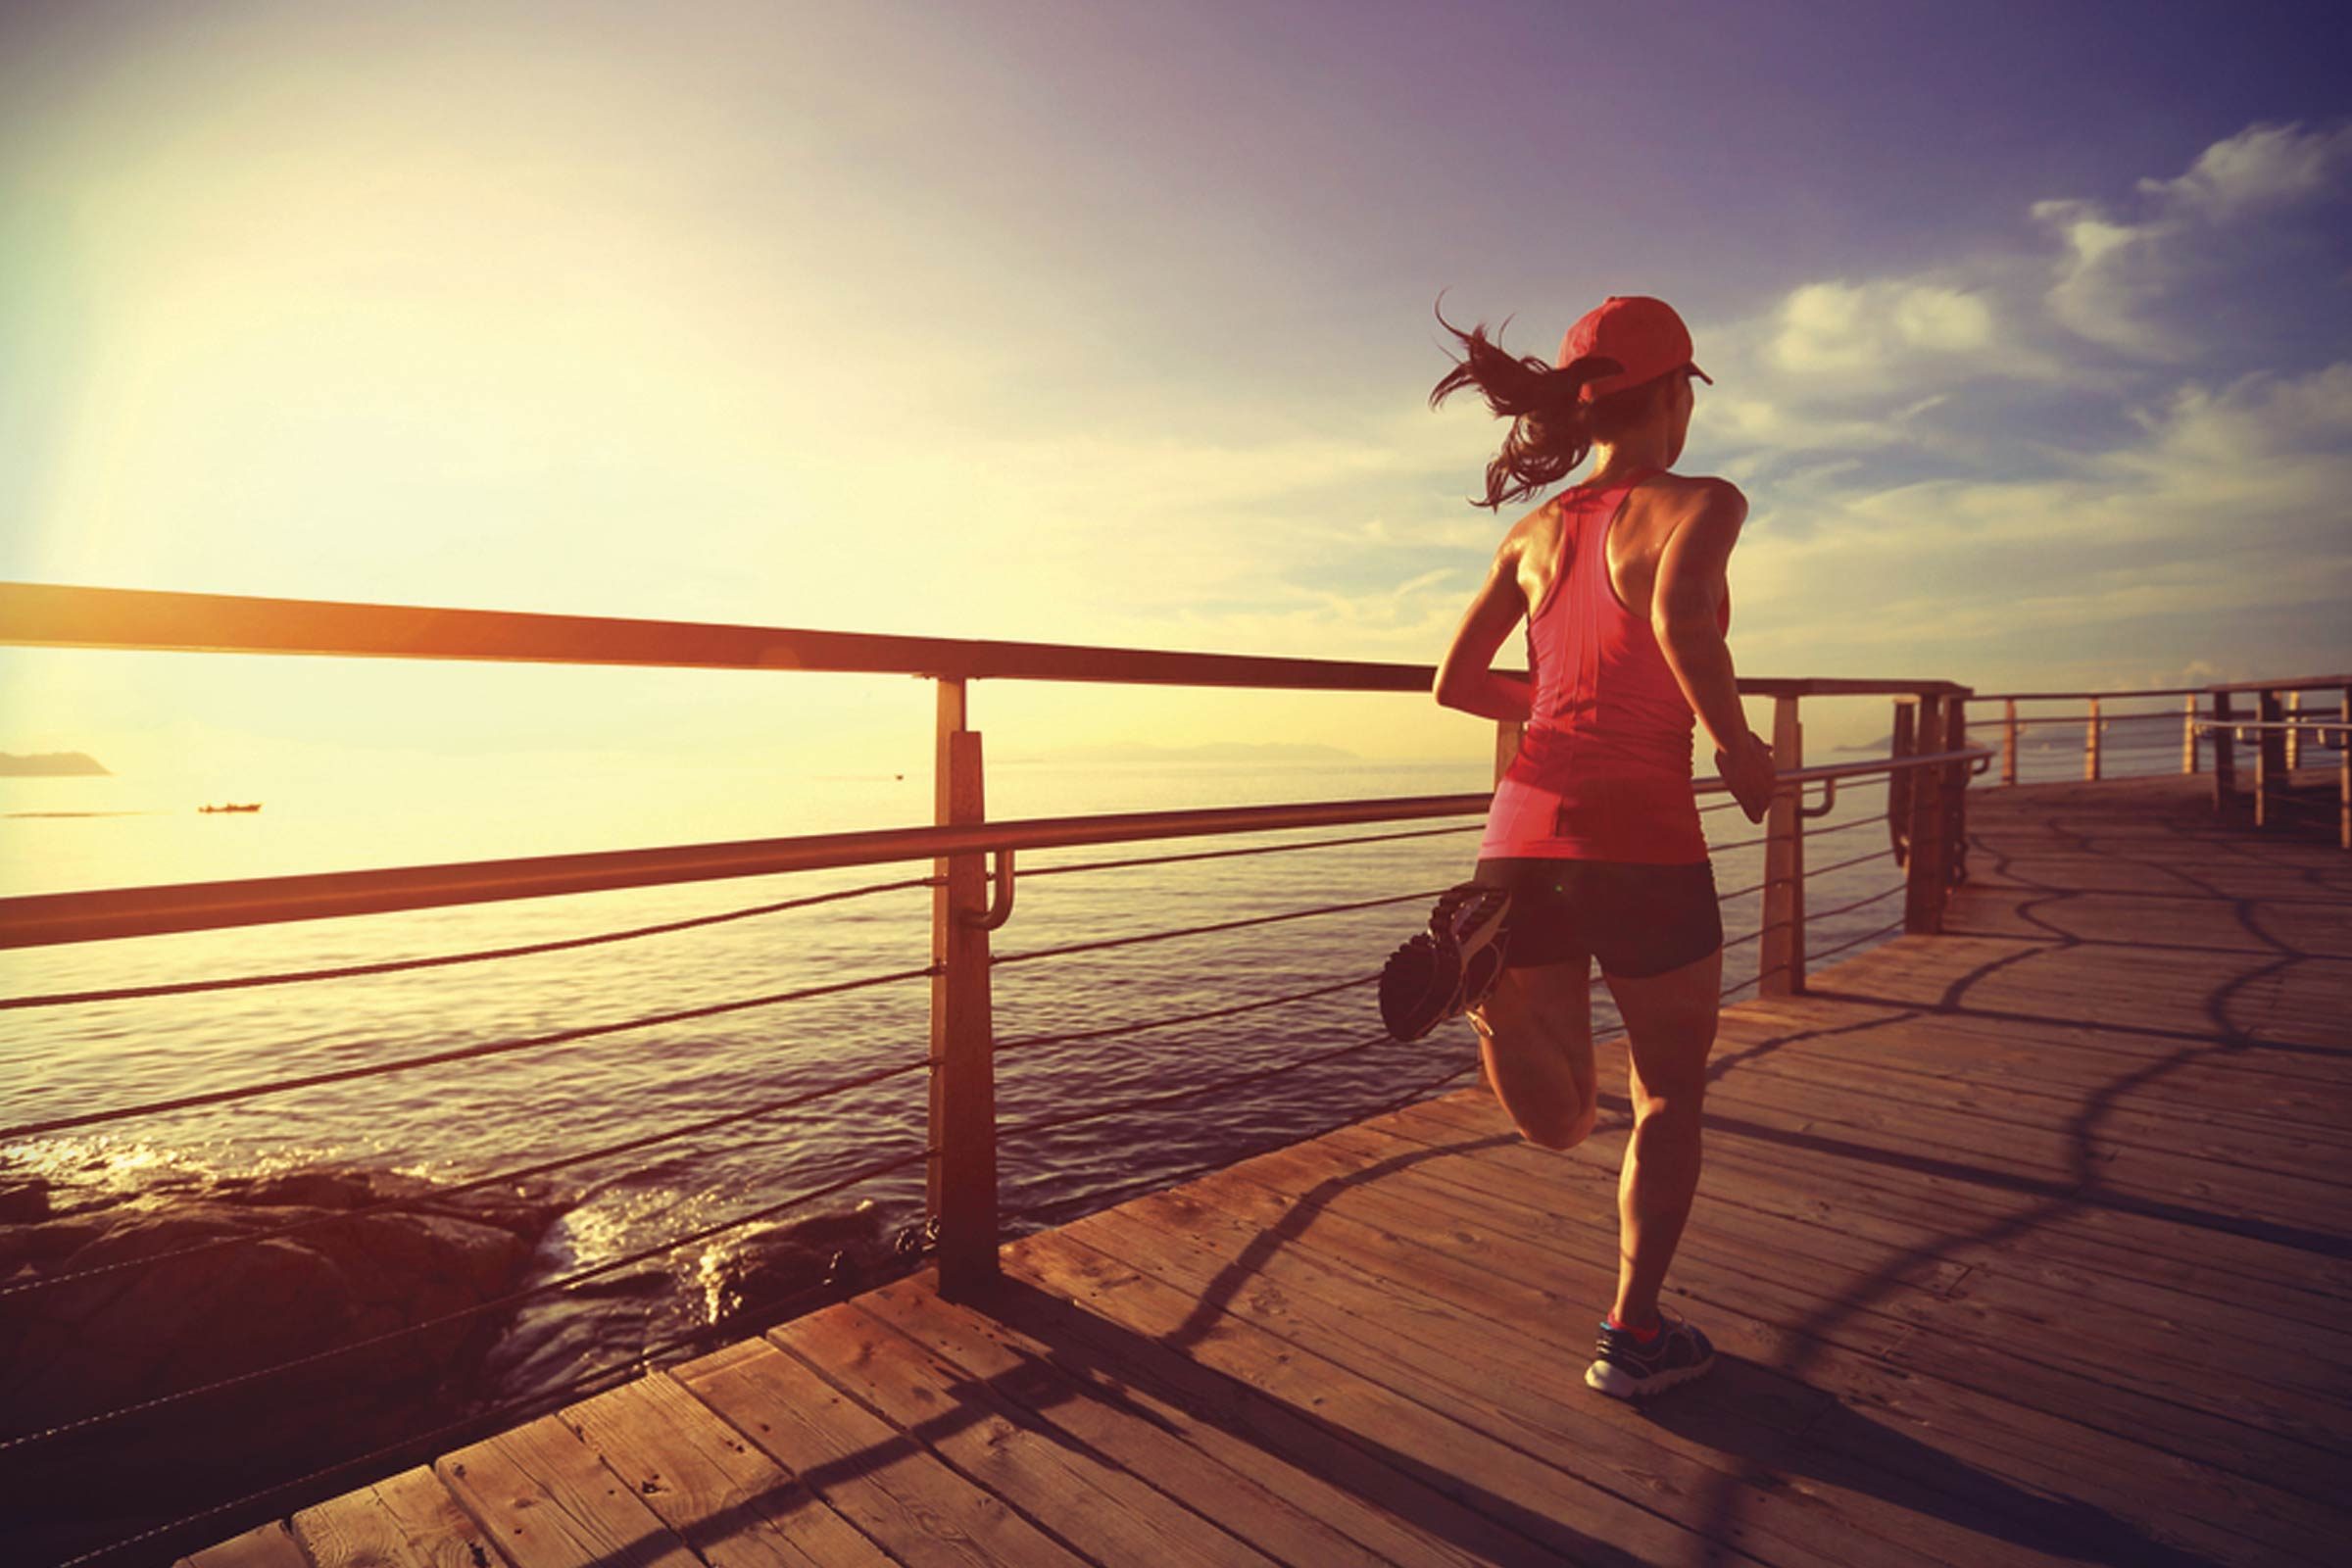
[1409,294,1775,1398]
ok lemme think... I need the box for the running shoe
[1378,881,1511,1042]
[1585,1308,1715,1399]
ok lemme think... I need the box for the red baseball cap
[1555,295,1713,402]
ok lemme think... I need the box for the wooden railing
[0,580,1982,1297]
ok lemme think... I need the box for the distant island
[1006,741,1361,764]
[0,751,110,777]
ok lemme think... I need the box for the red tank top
[1478,466,1729,864]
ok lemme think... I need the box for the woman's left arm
[1434,533,1534,723]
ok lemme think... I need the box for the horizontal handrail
[0,749,1988,951]
[2192,718,2349,734]
[1972,673,2350,702]
[0,581,1964,698]
[2000,710,2208,727]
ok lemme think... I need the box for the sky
[2,0,2349,787]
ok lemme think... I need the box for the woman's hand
[1714,729,1778,824]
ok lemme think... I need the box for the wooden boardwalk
[187,770,2351,1568]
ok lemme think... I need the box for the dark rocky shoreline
[1,1162,563,1566]
[0,1158,927,1565]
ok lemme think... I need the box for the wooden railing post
[1903,694,1948,935]
[1759,696,1805,998]
[2340,686,2351,852]
[2256,689,2286,830]
[2212,689,2235,815]
[929,676,998,1298]
[2182,693,2199,775]
[1945,693,1972,889]
[2001,698,2019,787]
[2084,696,2102,782]
[1888,699,1917,866]
[1494,720,1524,787]
[2286,690,2305,770]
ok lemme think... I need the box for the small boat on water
[198,803,263,813]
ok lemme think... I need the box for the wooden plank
[558,1373,893,1568]
[180,1522,310,1568]
[974,1268,1542,1568]
[1373,1086,2352,1382]
[1199,1128,2335,1565]
[1069,1193,1934,1568]
[773,1300,1279,1568]
[1314,1113,2349,1527]
[1670,1055,2352,1233]
[846,1279,1439,1568]
[1706,1034,2352,1180]
[435,1414,702,1568]
[1101,1155,2101,1568]
[1713,1001,2352,1128]
[670,1329,1091,1568]
[1003,1226,1728,1568]
[293,1466,500,1568]
[1455,1089,2352,1307]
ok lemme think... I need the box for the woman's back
[1481,466,1731,864]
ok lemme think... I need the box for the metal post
[2256,689,2285,830]
[929,676,998,1298]
[1759,696,1805,998]
[2182,692,2199,775]
[2212,689,2235,815]
[2001,698,2019,787]
[2084,696,2102,782]
[2286,690,2305,770]
[1903,694,1947,936]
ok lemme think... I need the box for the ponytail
[1430,297,1671,511]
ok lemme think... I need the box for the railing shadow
[1646,777,2347,1563]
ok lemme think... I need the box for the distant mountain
[1008,741,1361,764]
[0,752,110,777]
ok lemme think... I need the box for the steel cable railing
[993,972,1382,1056]
[992,887,1450,968]
[0,962,937,1142]
[1807,882,1908,924]
[1001,1055,1483,1235]
[48,1274,845,1568]
[996,1027,1413,1148]
[1804,845,1895,880]
[0,1142,934,1457]
[0,872,940,1011]
[1,1053,935,1300]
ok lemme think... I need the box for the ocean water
[0,728,2257,1424]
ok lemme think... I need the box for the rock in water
[0,1163,564,1565]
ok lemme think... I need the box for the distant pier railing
[1964,672,2351,848]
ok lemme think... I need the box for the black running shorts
[1471,857,1724,979]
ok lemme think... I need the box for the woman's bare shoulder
[1647,471,1747,511]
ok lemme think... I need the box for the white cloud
[2135,121,2352,220]
[1763,279,1996,376]
[2033,121,2352,361]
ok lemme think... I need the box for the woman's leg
[1598,943,1723,1326]
[1465,956,1598,1151]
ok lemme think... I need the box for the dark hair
[1430,297,1678,511]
